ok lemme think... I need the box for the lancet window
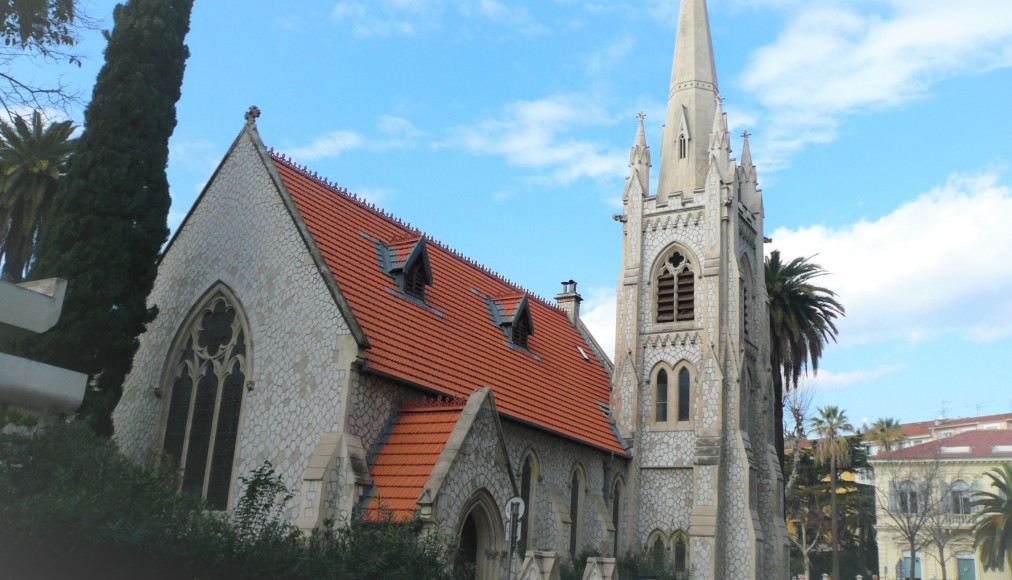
[163,291,249,510]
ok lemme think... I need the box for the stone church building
[112,0,788,577]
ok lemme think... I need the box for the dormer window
[484,292,535,352]
[656,249,695,324]
[377,235,433,302]
[402,258,428,300]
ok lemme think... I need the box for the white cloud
[580,286,617,361]
[445,94,627,184]
[585,34,635,75]
[770,170,1012,345]
[355,187,395,204]
[285,116,423,160]
[741,0,1012,169]
[169,138,219,173]
[331,0,547,37]
[287,130,366,160]
[802,364,908,391]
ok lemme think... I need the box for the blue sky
[15,0,1012,428]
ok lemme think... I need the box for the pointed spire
[626,113,651,200]
[671,0,718,94]
[635,111,647,148]
[708,95,729,154]
[657,0,720,202]
[740,131,753,166]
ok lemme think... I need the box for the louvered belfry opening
[657,251,694,323]
[676,269,694,321]
[162,293,248,511]
[403,259,428,300]
[512,311,532,349]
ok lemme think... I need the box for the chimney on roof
[555,280,582,326]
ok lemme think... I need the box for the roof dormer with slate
[376,234,434,303]
[484,292,535,353]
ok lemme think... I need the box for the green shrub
[0,421,463,579]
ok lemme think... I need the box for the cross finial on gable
[245,106,261,127]
[637,111,647,121]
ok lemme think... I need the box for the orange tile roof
[364,402,465,521]
[872,429,1012,461]
[272,153,626,455]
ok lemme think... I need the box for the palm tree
[811,405,854,580]
[767,250,845,473]
[0,110,76,282]
[971,463,1012,571]
[868,417,907,455]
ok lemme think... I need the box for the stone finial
[742,130,751,141]
[245,106,262,127]
[636,111,646,122]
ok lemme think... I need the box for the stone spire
[738,131,756,183]
[708,95,730,180]
[657,0,719,203]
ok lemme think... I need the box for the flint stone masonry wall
[113,131,352,518]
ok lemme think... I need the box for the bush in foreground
[0,421,459,579]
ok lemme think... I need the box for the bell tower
[611,0,789,577]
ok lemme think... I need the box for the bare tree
[876,457,948,580]
[786,483,828,580]
[921,474,974,580]
[783,385,814,496]
[0,1,98,117]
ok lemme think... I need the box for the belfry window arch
[655,246,697,324]
[161,285,250,511]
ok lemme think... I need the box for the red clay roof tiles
[871,429,1012,460]
[365,403,464,521]
[272,153,625,455]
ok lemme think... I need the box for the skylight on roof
[577,345,590,362]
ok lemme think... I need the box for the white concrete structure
[0,278,87,415]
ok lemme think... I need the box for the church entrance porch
[455,490,503,580]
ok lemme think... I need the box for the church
[112,0,788,577]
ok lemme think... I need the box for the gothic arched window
[519,451,539,555]
[672,531,689,571]
[611,478,624,557]
[655,369,669,423]
[677,367,691,422]
[163,290,249,510]
[656,250,695,324]
[569,466,585,559]
[678,134,688,160]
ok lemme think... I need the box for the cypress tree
[16,0,194,435]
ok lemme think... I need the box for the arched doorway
[455,490,504,580]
